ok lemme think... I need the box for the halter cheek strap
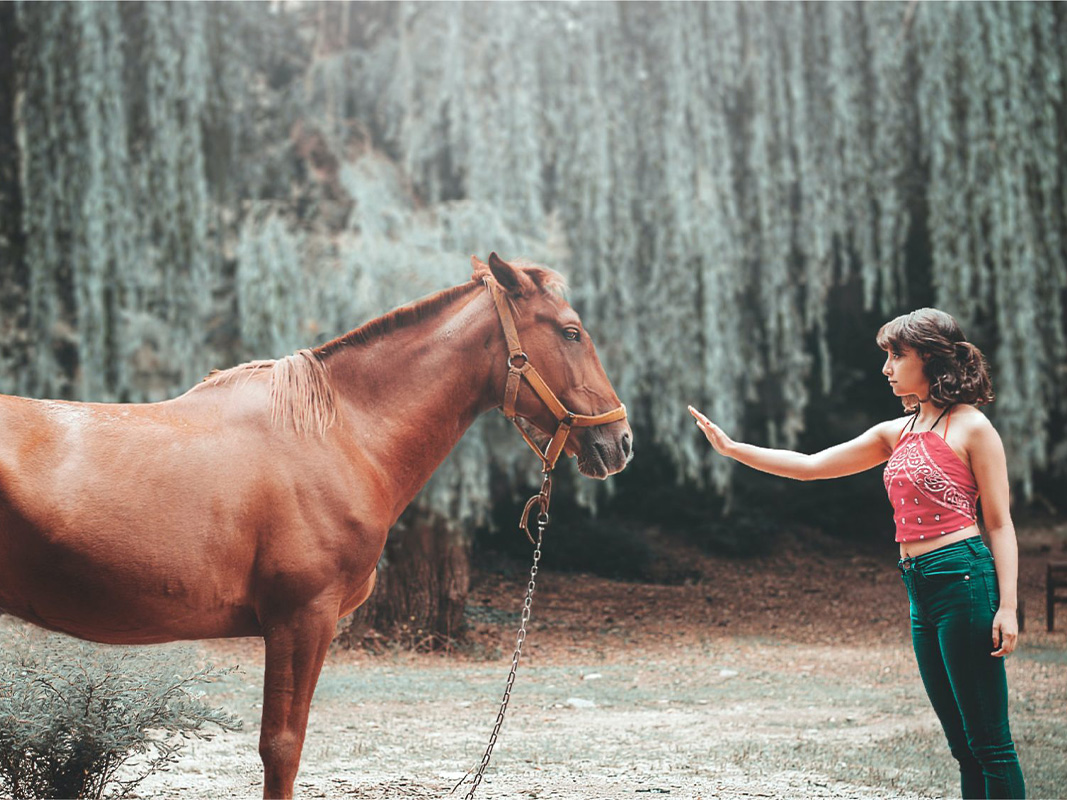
[485,277,627,473]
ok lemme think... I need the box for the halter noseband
[485,277,627,473]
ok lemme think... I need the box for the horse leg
[258,609,336,799]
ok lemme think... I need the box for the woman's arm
[967,417,1019,657]
[688,405,895,481]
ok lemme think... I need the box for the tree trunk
[340,510,470,651]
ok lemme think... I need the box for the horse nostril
[621,432,632,458]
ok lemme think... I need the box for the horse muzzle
[574,419,633,479]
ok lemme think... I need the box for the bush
[0,625,242,799]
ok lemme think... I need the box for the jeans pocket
[921,564,972,584]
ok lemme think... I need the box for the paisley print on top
[884,431,979,543]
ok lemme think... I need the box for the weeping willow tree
[5,1,1066,641]
[18,2,206,400]
[11,1,284,401]
[337,1,1065,499]
[0,2,23,385]
[916,2,1067,497]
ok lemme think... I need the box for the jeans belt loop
[964,536,981,556]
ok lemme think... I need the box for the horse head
[473,253,633,480]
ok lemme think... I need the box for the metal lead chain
[452,508,545,799]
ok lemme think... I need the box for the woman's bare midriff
[899,524,982,559]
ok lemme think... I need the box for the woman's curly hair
[876,308,994,412]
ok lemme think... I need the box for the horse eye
[563,328,581,342]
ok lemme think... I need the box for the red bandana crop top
[883,406,979,543]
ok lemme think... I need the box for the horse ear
[470,255,488,276]
[488,252,534,296]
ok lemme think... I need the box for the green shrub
[0,625,241,799]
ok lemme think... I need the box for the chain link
[451,478,549,799]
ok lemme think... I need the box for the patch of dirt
[120,523,1067,798]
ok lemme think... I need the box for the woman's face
[881,345,929,400]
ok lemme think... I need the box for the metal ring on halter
[507,352,529,369]
[537,510,550,526]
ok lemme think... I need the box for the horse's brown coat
[0,256,631,798]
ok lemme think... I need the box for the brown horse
[0,253,632,798]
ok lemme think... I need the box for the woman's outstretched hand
[688,405,735,457]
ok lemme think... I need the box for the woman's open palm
[688,405,734,456]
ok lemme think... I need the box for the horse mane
[315,262,567,356]
[315,282,481,357]
[197,262,567,437]
[200,350,337,437]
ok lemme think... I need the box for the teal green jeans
[899,537,1025,799]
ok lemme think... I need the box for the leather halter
[485,277,627,473]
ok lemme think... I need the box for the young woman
[689,308,1025,799]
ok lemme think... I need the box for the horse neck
[321,284,506,518]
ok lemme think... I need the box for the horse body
[0,392,360,642]
[0,255,631,797]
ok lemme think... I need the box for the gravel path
[132,637,954,799]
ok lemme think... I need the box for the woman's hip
[899,536,997,620]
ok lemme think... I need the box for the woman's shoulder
[948,404,1001,450]
[950,403,994,432]
[872,414,917,447]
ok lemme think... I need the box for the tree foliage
[4,1,1066,519]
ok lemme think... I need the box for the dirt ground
[121,523,1066,799]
